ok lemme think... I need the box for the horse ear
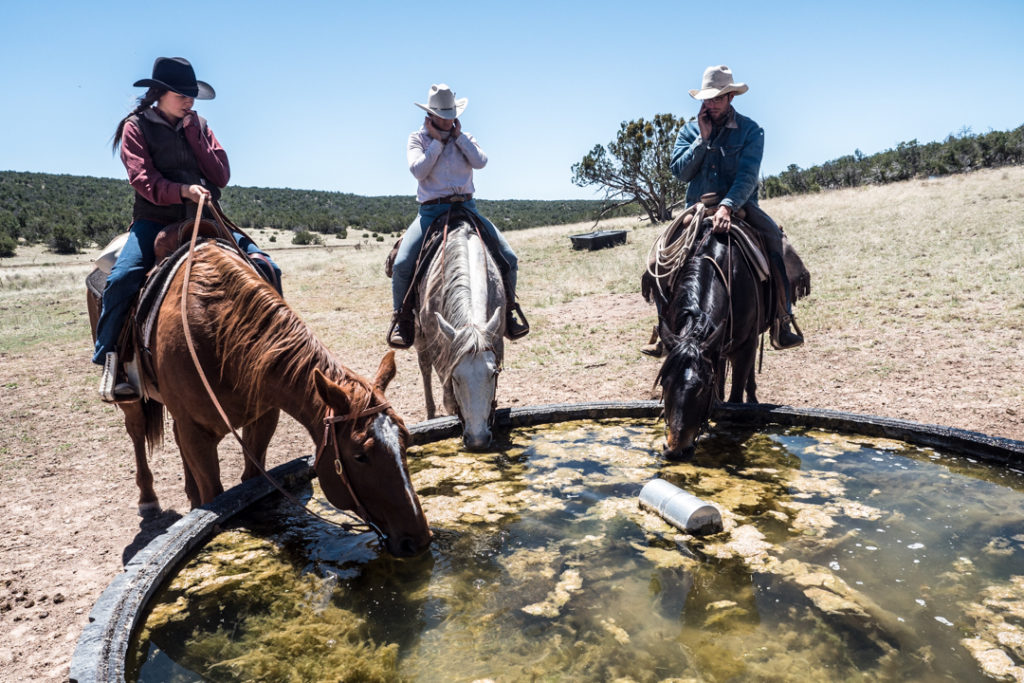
[659,319,681,350]
[435,312,456,341]
[484,306,503,338]
[703,319,727,353]
[374,350,397,392]
[313,368,351,414]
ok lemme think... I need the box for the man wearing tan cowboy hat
[665,65,803,350]
[387,83,528,348]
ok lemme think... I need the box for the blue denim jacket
[670,108,764,210]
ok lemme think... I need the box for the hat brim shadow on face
[414,99,468,120]
[133,78,216,100]
[688,84,748,100]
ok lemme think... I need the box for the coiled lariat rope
[646,204,706,303]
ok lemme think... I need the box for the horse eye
[353,451,369,464]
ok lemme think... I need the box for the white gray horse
[414,219,505,450]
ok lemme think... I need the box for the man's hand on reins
[712,205,732,233]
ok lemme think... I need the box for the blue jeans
[391,199,517,311]
[92,219,281,364]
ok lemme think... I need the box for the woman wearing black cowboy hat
[93,57,281,402]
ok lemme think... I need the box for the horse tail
[142,398,165,454]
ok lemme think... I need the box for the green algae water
[128,419,1024,682]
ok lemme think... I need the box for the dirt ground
[1,197,1023,680]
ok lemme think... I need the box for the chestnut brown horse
[87,243,431,557]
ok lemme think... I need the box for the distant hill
[0,171,627,256]
[761,124,1024,197]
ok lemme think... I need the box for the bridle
[178,195,388,541]
[662,339,719,450]
[314,396,394,541]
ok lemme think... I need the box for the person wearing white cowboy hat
[92,56,282,402]
[650,64,803,352]
[387,83,529,348]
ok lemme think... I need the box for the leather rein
[178,195,384,540]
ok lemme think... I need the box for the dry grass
[1,167,1023,682]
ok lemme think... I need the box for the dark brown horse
[655,227,767,459]
[87,243,431,557]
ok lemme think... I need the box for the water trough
[70,401,1024,682]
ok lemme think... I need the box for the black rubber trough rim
[69,401,1024,682]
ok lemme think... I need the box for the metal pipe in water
[639,479,723,535]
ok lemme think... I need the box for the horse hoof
[138,501,162,517]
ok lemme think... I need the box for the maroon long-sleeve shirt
[119,107,230,206]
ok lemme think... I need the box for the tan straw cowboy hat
[689,65,748,100]
[414,84,468,119]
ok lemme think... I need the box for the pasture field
[1,166,1022,680]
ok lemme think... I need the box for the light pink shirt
[407,126,488,203]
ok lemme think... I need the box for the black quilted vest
[131,110,221,224]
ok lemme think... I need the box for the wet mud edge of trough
[69,401,1024,682]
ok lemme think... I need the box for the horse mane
[423,222,503,382]
[656,311,716,389]
[187,248,350,404]
[667,229,727,323]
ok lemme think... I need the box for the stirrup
[99,352,140,403]
[506,302,530,339]
[386,312,415,349]
[771,314,804,350]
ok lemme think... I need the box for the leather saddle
[385,207,513,314]
[642,195,810,310]
[87,236,277,402]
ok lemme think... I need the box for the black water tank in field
[569,229,627,250]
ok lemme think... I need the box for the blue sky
[2,0,1022,200]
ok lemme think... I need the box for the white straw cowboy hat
[414,84,467,119]
[689,65,748,100]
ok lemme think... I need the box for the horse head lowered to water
[87,242,431,557]
[656,226,768,460]
[414,218,505,451]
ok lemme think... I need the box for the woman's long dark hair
[111,87,165,153]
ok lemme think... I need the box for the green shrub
[292,229,323,246]
[50,225,83,254]
[0,233,16,257]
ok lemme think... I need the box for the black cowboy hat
[133,57,215,100]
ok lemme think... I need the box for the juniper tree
[572,113,689,223]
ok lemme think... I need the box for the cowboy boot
[506,302,530,340]
[386,309,416,349]
[767,250,804,350]
[640,325,663,357]
[98,352,139,402]
[772,314,804,349]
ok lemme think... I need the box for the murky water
[129,419,1024,682]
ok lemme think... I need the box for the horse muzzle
[462,427,493,452]
[384,527,433,558]
[663,425,699,461]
